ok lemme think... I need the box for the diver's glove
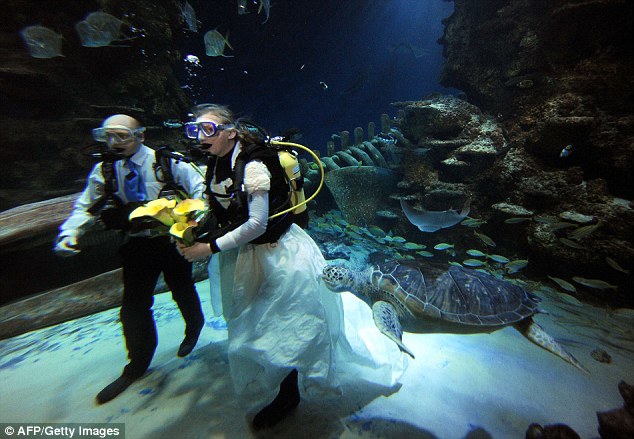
[54,236,81,257]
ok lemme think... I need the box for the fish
[572,277,618,291]
[404,242,426,250]
[416,251,434,258]
[560,144,573,158]
[547,275,577,293]
[237,0,250,15]
[504,217,532,224]
[605,257,630,274]
[204,29,234,57]
[463,259,487,267]
[559,238,585,249]
[320,81,328,90]
[389,41,431,58]
[20,25,64,58]
[433,243,454,251]
[412,148,431,156]
[466,249,487,257]
[567,222,601,241]
[548,222,577,231]
[75,11,126,47]
[461,218,485,227]
[474,230,496,247]
[505,259,528,273]
[258,0,271,23]
[533,216,558,224]
[367,225,386,238]
[487,254,510,264]
[401,199,470,233]
[342,71,368,96]
[162,120,183,128]
[181,1,199,32]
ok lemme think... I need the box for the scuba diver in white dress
[177,104,406,430]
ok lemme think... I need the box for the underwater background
[1,1,634,438]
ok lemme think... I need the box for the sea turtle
[322,259,587,372]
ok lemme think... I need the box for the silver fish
[559,238,585,249]
[567,222,601,241]
[474,230,496,247]
[433,243,454,250]
[463,259,486,267]
[548,222,577,231]
[181,1,199,32]
[533,216,558,224]
[204,29,234,57]
[572,277,618,291]
[547,275,577,293]
[258,0,270,23]
[403,242,426,250]
[466,249,487,257]
[20,25,63,58]
[504,217,531,224]
[488,254,510,264]
[605,257,630,275]
[461,217,485,227]
[505,259,528,273]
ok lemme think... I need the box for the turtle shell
[371,260,539,326]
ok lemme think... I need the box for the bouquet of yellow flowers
[129,198,206,246]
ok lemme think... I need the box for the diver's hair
[190,103,265,144]
[190,104,234,124]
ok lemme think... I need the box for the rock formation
[437,0,634,306]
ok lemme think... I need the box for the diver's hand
[176,241,212,262]
[54,236,80,257]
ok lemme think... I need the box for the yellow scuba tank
[278,149,307,215]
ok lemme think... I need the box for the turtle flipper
[372,301,415,359]
[514,318,589,373]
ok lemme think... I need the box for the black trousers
[118,236,204,378]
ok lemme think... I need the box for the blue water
[179,0,455,151]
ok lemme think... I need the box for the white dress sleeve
[215,161,271,251]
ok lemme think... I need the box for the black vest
[203,143,294,244]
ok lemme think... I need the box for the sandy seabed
[1,278,633,439]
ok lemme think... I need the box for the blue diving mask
[184,121,234,139]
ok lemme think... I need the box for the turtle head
[322,265,355,293]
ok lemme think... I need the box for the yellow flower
[174,198,205,214]
[171,198,206,223]
[129,198,178,226]
[169,221,197,246]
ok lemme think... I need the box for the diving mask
[184,121,234,139]
[92,125,146,144]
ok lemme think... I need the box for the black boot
[96,374,137,404]
[252,369,300,430]
[177,322,203,357]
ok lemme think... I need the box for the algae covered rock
[324,166,400,225]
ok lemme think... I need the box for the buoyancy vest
[203,142,296,245]
[87,149,185,230]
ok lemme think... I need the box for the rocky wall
[437,0,634,306]
[439,0,634,199]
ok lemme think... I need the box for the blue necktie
[123,160,147,202]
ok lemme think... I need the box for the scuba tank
[277,149,306,216]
